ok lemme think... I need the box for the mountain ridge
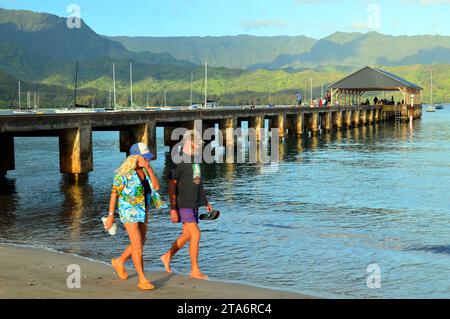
[0,8,449,108]
[109,31,450,70]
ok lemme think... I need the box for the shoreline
[0,243,315,299]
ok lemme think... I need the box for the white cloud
[402,0,450,4]
[240,19,287,31]
[419,0,450,4]
[351,21,369,30]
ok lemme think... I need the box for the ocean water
[0,106,449,298]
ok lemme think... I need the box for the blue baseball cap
[130,143,154,160]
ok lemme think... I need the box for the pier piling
[287,113,304,136]
[59,125,93,178]
[119,121,157,159]
[352,110,361,126]
[249,115,264,141]
[0,134,14,176]
[321,112,332,131]
[343,110,352,126]
[277,114,286,140]
[359,109,367,125]
[220,117,237,147]
[306,111,319,134]
[332,111,343,129]
[368,109,374,123]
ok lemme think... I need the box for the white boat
[56,62,106,114]
[426,105,436,112]
[189,104,201,110]
[55,107,101,114]
[427,70,439,112]
[13,109,36,114]
[12,81,36,114]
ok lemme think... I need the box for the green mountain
[263,32,450,69]
[110,31,450,70]
[108,35,317,70]
[0,8,193,66]
[0,8,449,109]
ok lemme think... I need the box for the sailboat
[433,70,444,110]
[33,92,42,114]
[188,71,202,109]
[202,62,218,108]
[427,70,441,112]
[56,62,105,114]
[106,62,125,112]
[34,93,44,114]
[128,61,142,110]
[13,81,36,114]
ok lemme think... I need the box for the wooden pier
[0,104,422,179]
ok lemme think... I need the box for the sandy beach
[0,243,312,299]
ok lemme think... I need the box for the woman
[104,142,160,290]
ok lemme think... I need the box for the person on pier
[296,91,303,106]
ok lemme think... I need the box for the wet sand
[0,243,313,299]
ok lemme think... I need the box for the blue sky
[0,0,449,38]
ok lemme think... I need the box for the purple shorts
[178,208,199,224]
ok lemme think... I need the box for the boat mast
[27,91,30,110]
[204,62,207,108]
[310,77,313,105]
[112,62,117,108]
[164,88,167,107]
[74,62,79,108]
[190,71,193,106]
[431,69,433,106]
[34,92,37,110]
[130,61,133,107]
[18,81,21,109]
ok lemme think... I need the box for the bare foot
[160,253,172,273]
[190,271,209,280]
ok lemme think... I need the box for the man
[296,92,303,106]
[161,130,213,280]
